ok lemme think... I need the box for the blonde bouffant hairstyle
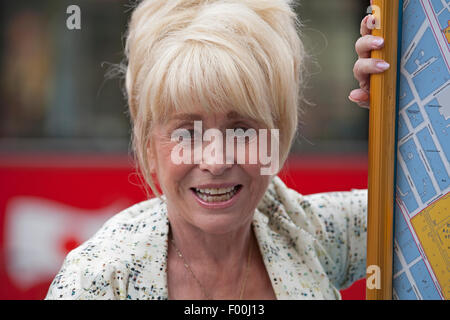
[123,0,306,197]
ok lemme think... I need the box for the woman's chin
[190,207,253,235]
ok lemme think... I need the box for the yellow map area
[445,21,450,44]
[411,193,449,299]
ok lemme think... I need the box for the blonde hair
[123,0,306,197]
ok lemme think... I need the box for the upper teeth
[195,186,237,195]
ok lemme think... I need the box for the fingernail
[349,90,362,102]
[349,96,359,103]
[372,38,384,47]
[368,16,376,29]
[376,61,390,70]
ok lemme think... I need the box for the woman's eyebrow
[168,114,203,122]
[226,111,243,119]
[167,111,255,124]
[227,111,260,126]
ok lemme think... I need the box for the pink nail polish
[376,62,390,70]
[349,95,360,102]
[372,38,384,47]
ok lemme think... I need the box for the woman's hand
[349,14,391,108]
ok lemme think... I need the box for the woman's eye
[180,128,201,138]
[171,128,198,143]
[233,127,257,141]
[233,126,252,135]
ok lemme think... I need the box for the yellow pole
[366,0,400,300]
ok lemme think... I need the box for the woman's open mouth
[190,184,243,208]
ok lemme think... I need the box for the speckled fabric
[45,176,367,300]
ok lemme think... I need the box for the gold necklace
[170,235,253,300]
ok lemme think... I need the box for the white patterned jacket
[46,176,367,300]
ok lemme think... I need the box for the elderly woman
[46,0,388,300]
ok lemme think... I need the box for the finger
[353,58,390,85]
[355,35,385,58]
[360,14,376,36]
[349,89,370,109]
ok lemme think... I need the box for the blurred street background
[0,0,370,299]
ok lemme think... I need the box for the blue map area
[405,103,425,128]
[394,202,421,264]
[396,164,419,213]
[437,7,450,30]
[412,57,449,99]
[405,28,449,100]
[398,113,410,140]
[410,260,441,299]
[400,138,437,203]
[404,28,439,73]
[394,0,449,301]
[431,0,444,13]
[394,272,418,299]
[417,127,450,191]
[399,74,414,110]
[402,0,426,52]
[425,99,450,162]
[393,250,403,275]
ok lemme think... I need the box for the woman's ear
[147,140,157,175]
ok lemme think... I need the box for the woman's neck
[167,214,254,270]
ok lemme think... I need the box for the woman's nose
[198,137,233,176]
[198,160,233,176]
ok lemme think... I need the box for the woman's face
[148,107,272,235]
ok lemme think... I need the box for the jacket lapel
[253,207,340,300]
[129,198,170,300]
